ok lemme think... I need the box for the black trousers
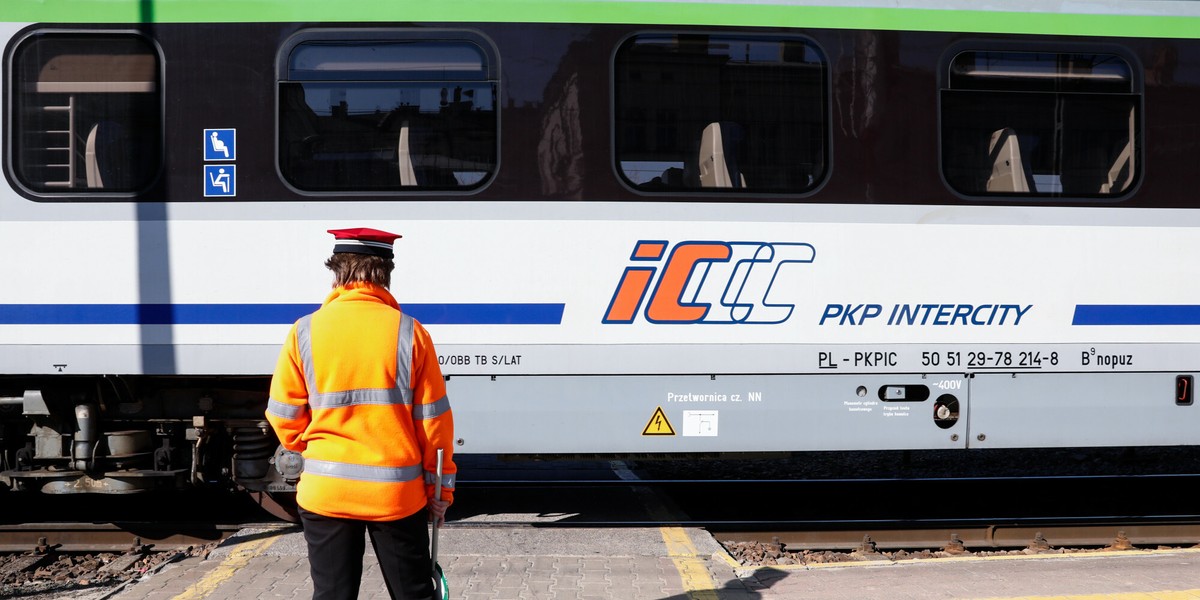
[299,507,434,600]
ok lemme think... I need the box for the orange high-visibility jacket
[266,283,456,521]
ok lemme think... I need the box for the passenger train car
[1,0,1199,496]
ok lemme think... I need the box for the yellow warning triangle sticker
[642,406,676,436]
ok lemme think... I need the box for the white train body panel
[4,203,1198,452]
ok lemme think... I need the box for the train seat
[398,123,418,186]
[395,122,460,187]
[1100,138,1134,194]
[84,121,127,189]
[985,127,1033,193]
[85,123,104,188]
[1100,107,1136,194]
[698,121,747,189]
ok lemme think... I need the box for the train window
[278,32,498,192]
[614,34,827,195]
[941,50,1140,199]
[8,33,162,195]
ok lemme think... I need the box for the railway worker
[266,227,456,600]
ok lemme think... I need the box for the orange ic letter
[603,241,668,324]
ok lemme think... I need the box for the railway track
[8,517,1196,555]
[0,522,257,553]
[4,471,1200,595]
[446,471,1200,561]
[4,466,1199,560]
[0,521,292,596]
[715,520,1200,552]
[714,520,1200,567]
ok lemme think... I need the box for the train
[2,0,1199,502]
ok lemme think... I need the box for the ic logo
[603,240,815,324]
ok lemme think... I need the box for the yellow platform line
[170,534,279,600]
[662,526,721,600]
[971,590,1200,600]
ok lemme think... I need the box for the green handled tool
[432,448,449,600]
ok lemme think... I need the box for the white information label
[682,410,719,437]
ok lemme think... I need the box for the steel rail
[0,522,284,553]
[714,520,1200,552]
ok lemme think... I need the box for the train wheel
[249,490,300,523]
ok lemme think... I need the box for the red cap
[327,227,402,259]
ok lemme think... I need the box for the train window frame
[612,31,830,198]
[276,28,500,196]
[938,41,1143,202]
[4,29,165,201]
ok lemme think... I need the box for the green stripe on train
[2,0,1198,39]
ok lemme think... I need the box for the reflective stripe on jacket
[266,283,456,522]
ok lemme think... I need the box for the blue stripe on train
[0,303,565,325]
[5,304,1193,326]
[1073,305,1200,325]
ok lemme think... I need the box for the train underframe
[0,375,299,499]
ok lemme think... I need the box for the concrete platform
[99,525,1200,600]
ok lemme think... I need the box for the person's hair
[324,253,394,289]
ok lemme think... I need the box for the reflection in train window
[614,34,827,194]
[9,33,162,195]
[278,34,498,192]
[942,51,1140,198]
